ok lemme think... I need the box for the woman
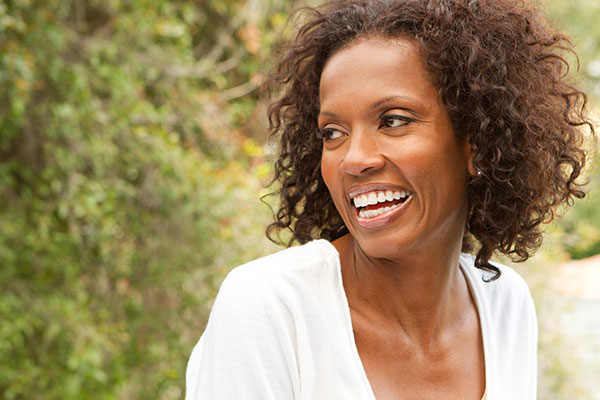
[186,0,593,399]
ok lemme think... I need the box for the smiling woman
[319,39,471,256]
[185,1,594,399]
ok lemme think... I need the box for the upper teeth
[352,190,410,208]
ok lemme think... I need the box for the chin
[349,229,418,261]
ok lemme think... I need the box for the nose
[339,129,385,176]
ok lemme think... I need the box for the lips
[348,184,413,228]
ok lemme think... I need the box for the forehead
[319,37,438,108]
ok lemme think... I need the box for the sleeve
[505,267,539,399]
[526,289,538,399]
[185,268,300,400]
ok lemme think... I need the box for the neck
[335,234,470,349]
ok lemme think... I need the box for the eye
[319,127,347,141]
[379,114,414,129]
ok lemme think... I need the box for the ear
[463,136,477,176]
[467,151,477,176]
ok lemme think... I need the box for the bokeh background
[0,0,598,399]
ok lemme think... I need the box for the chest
[352,319,486,400]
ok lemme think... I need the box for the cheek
[428,145,469,199]
[320,152,336,190]
[320,156,336,208]
[396,140,467,193]
[388,140,437,176]
[320,152,347,212]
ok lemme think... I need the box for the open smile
[349,188,413,229]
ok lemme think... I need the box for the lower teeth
[358,202,402,219]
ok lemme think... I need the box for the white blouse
[186,240,537,399]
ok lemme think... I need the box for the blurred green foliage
[0,0,598,399]
[545,0,600,261]
[0,0,286,398]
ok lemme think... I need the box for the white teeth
[358,201,404,218]
[353,194,369,207]
[353,195,364,208]
[359,194,368,207]
[352,189,410,209]
[367,192,378,205]
[352,189,412,219]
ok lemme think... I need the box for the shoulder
[206,239,340,329]
[220,239,338,297]
[231,239,338,278]
[459,253,536,320]
[459,256,538,396]
[185,243,339,400]
[460,253,532,295]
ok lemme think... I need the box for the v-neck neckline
[319,240,491,400]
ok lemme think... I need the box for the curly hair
[265,0,594,279]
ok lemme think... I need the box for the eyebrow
[318,95,423,118]
[370,95,421,110]
[319,111,338,118]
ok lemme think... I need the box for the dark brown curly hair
[265,0,594,279]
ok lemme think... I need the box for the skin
[319,37,485,399]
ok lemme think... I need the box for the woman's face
[319,38,472,260]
